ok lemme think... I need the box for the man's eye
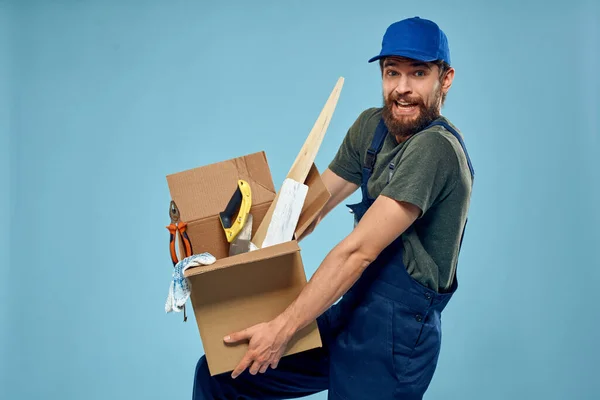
[415,70,426,77]
[387,70,398,76]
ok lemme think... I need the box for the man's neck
[392,115,444,144]
[393,133,414,144]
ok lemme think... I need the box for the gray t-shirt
[328,107,473,293]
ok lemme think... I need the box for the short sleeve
[327,111,367,186]
[380,131,459,216]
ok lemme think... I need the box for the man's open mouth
[393,100,420,115]
[395,100,418,109]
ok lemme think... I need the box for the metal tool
[167,200,193,265]
[219,180,253,256]
[166,200,193,322]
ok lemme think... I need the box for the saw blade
[229,214,253,256]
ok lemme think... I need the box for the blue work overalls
[192,117,474,400]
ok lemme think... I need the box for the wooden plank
[252,77,344,248]
[261,179,308,248]
[286,76,345,183]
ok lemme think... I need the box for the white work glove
[165,253,216,314]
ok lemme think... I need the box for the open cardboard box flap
[165,151,331,376]
[166,151,277,223]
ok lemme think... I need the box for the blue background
[2,0,599,399]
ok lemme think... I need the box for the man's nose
[394,76,412,96]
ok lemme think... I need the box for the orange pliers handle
[167,200,193,266]
[166,200,193,323]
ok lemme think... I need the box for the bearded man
[193,16,475,400]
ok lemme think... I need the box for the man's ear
[442,67,455,93]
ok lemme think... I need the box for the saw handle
[219,180,252,243]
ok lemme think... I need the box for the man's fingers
[231,354,253,379]
[249,361,261,375]
[259,363,269,374]
[224,328,252,344]
[270,358,279,369]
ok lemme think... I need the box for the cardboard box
[166,151,331,376]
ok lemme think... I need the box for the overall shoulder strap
[362,117,388,187]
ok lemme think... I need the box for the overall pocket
[392,304,443,386]
[330,294,397,397]
[391,301,426,377]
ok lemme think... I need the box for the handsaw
[219,179,254,256]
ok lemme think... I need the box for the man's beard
[382,88,441,142]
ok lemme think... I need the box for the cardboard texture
[166,151,331,376]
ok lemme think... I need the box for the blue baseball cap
[368,17,451,65]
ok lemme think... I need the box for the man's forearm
[277,239,370,335]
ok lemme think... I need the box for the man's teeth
[396,101,415,106]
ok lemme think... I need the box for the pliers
[166,200,193,266]
[166,200,193,322]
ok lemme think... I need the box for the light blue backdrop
[2,0,599,399]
